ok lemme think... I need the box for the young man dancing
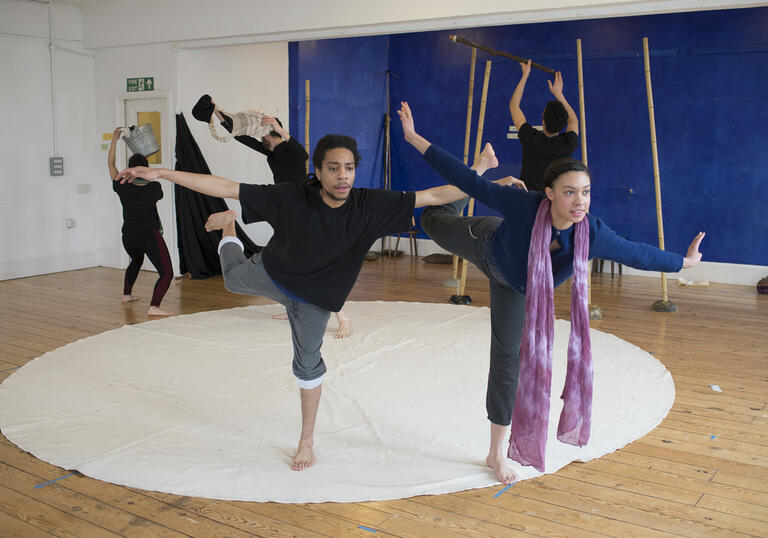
[116,133,523,471]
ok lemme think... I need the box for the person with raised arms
[510,60,579,191]
[108,127,174,317]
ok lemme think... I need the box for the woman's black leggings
[122,228,173,307]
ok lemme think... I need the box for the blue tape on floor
[0,366,20,373]
[358,525,377,533]
[493,482,516,497]
[34,473,74,489]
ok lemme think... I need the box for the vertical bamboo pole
[577,39,601,320]
[383,71,393,256]
[450,48,477,283]
[643,37,677,312]
[462,49,477,167]
[386,71,391,191]
[304,79,310,174]
[577,39,588,168]
[457,60,492,297]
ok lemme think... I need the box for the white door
[121,96,177,274]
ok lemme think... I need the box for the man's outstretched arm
[114,167,240,200]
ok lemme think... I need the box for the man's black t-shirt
[239,183,415,312]
[518,122,578,191]
[112,181,163,232]
[221,114,308,185]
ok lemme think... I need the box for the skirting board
[2,242,765,287]
[402,237,767,287]
[0,251,101,281]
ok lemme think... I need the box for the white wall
[93,42,178,271]
[0,1,99,280]
[177,42,289,246]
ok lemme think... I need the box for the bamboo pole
[462,49,477,167]
[577,39,601,320]
[577,40,588,168]
[449,35,556,75]
[304,79,310,174]
[456,60,492,299]
[386,71,391,191]
[448,48,478,284]
[643,37,677,313]
[383,71,393,256]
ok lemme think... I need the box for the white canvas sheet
[0,301,674,503]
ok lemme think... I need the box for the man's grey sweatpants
[421,199,526,426]
[218,237,331,389]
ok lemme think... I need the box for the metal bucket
[122,124,160,157]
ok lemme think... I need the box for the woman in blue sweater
[398,102,704,483]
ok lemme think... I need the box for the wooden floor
[1,257,766,537]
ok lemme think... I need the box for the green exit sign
[126,77,154,92]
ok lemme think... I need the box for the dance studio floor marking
[0,301,674,503]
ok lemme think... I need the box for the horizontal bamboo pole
[449,35,556,74]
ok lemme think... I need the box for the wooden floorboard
[0,259,766,537]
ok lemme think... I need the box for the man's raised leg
[206,210,267,295]
[205,209,237,236]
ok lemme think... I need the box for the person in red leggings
[108,127,174,316]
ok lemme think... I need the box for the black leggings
[122,228,173,307]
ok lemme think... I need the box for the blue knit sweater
[423,144,683,293]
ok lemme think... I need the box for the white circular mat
[0,301,674,503]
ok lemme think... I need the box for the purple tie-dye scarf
[507,198,593,472]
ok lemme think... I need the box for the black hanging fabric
[174,112,261,279]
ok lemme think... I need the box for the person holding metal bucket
[108,127,174,316]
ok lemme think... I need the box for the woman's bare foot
[292,441,315,471]
[334,310,352,338]
[486,453,517,485]
[474,142,499,174]
[121,295,140,303]
[272,312,289,320]
[487,422,517,484]
[148,306,174,316]
[205,209,237,232]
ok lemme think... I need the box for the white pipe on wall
[47,1,56,156]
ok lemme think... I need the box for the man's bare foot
[272,312,289,320]
[474,142,499,174]
[292,441,315,471]
[148,306,174,316]
[121,295,139,303]
[205,209,237,232]
[486,453,517,485]
[334,310,352,339]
